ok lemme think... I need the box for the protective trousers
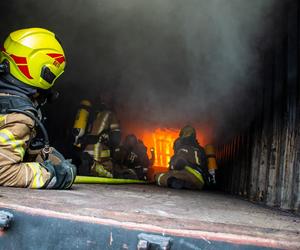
[84,140,113,178]
[155,166,205,190]
[0,113,50,188]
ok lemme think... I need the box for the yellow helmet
[0,28,66,90]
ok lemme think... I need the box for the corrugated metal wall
[216,0,299,212]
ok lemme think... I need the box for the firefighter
[73,96,121,178]
[0,28,76,189]
[114,135,150,180]
[155,125,209,190]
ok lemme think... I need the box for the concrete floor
[1,184,300,247]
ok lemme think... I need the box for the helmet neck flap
[0,73,37,98]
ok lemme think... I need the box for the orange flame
[140,128,179,168]
[121,122,211,181]
[139,128,206,167]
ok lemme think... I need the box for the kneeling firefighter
[155,125,210,190]
[73,96,121,177]
[0,28,76,189]
[114,134,150,180]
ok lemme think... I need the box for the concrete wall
[216,0,300,212]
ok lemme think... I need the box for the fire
[121,121,210,181]
[121,125,208,181]
[141,128,179,168]
[137,128,179,182]
[139,128,205,168]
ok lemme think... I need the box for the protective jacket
[0,28,76,189]
[0,75,49,188]
[171,137,208,170]
[0,76,76,188]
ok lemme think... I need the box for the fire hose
[74,175,148,184]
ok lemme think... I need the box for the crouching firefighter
[155,125,210,190]
[114,134,150,180]
[73,97,121,178]
[0,28,76,189]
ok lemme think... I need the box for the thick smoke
[0,0,277,144]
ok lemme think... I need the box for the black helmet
[124,134,138,149]
[179,125,196,139]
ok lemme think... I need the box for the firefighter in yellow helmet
[155,125,210,190]
[0,28,76,189]
[73,95,121,178]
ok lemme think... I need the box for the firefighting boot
[91,161,113,178]
[167,177,185,189]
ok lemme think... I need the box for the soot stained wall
[217,0,299,212]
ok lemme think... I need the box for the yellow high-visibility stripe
[0,129,25,158]
[185,166,205,186]
[0,115,5,123]
[0,129,25,152]
[94,143,110,160]
[94,143,100,161]
[95,163,113,178]
[100,150,110,158]
[28,163,45,189]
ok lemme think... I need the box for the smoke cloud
[0,0,277,144]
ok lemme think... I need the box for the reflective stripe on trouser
[155,167,205,190]
[92,142,112,177]
[0,161,50,188]
[184,166,205,187]
[26,163,47,188]
[94,143,110,161]
[91,161,113,178]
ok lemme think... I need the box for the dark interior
[0,0,299,212]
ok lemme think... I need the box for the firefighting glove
[43,160,77,189]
